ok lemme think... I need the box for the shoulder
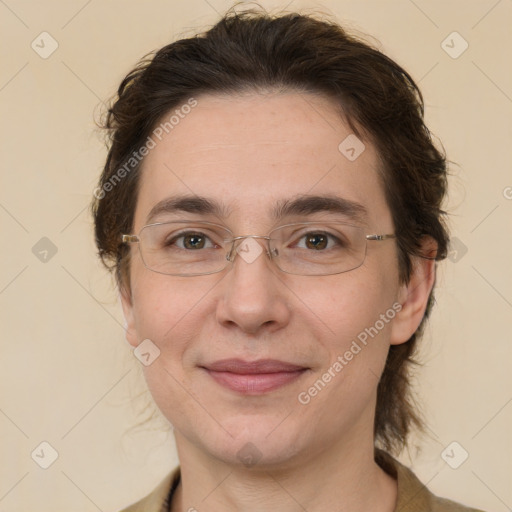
[382,451,486,512]
[429,494,486,512]
[118,468,179,512]
[118,457,486,512]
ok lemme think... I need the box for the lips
[201,359,308,394]
[205,358,306,373]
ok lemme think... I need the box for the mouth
[200,359,309,395]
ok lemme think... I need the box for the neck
[170,432,397,512]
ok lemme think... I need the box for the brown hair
[92,6,449,455]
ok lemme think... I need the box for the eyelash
[165,231,218,249]
[166,230,345,250]
[291,231,345,250]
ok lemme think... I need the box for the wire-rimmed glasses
[121,220,396,277]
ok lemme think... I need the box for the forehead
[134,91,392,230]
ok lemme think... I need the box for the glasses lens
[269,222,367,275]
[139,222,231,276]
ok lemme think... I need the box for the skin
[121,91,436,512]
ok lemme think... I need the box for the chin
[199,416,307,469]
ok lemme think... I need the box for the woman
[92,7,484,512]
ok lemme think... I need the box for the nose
[215,237,291,335]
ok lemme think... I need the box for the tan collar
[120,453,482,512]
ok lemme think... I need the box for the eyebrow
[146,194,368,224]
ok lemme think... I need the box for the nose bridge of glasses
[225,234,276,263]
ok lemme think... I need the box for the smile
[201,359,309,395]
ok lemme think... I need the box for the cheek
[291,265,399,347]
[129,275,212,428]
[128,272,225,408]
[130,269,218,342]
[292,275,397,429]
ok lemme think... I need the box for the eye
[167,231,217,250]
[294,231,343,251]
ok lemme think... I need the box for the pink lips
[202,359,308,395]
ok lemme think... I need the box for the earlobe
[120,286,139,348]
[390,240,438,346]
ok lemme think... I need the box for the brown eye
[183,233,206,249]
[166,231,216,251]
[305,233,328,250]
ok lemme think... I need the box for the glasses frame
[121,220,396,277]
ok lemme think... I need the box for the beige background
[1,0,511,511]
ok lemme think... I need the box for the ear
[120,285,139,348]
[390,238,438,346]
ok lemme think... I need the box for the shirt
[119,452,485,512]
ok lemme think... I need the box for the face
[121,91,426,468]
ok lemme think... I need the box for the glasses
[121,220,396,277]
